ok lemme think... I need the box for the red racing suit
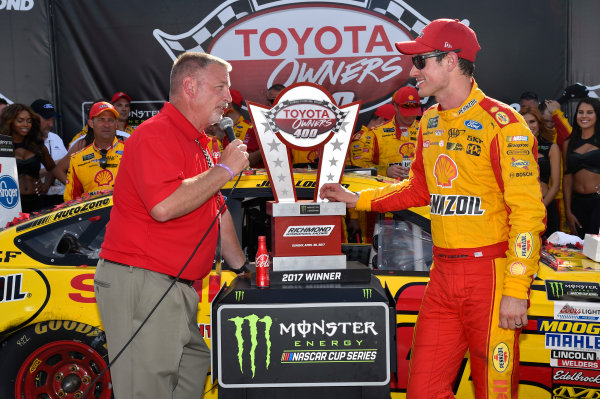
[355,80,545,398]
[350,118,419,176]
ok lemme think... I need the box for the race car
[0,169,599,399]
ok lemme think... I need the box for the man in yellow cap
[351,86,422,179]
[320,18,545,398]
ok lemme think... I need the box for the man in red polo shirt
[95,52,249,399]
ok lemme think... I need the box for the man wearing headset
[96,53,249,398]
[320,19,545,398]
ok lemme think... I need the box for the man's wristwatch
[235,260,250,274]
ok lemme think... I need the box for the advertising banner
[216,302,390,387]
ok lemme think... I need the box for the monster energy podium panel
[211,273,396,399]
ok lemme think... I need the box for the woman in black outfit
[520,106,560,238]
[0,104,62,213]
[563,98,600,238]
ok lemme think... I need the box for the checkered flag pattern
[154,0,430,60]
[153,1,254,60]
[369,0,429,37]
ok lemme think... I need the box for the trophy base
[269,260,372,285]
[272,254,346,271]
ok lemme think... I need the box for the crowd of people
[0,45,598,240]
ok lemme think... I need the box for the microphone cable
[82,170,244,398]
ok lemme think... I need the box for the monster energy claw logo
[229,315,273,378]
[363,289,372,299]
[549,281,564,298]
[235,291,245,302]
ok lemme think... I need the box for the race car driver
[320,18,546,399]
[351,86,421,179]
[64,102,125,200]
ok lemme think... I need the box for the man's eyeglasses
[412,49,461,70]
[99,149,108,169]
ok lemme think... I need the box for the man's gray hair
[169,52,232,97]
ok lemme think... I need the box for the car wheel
[0,321,112,399]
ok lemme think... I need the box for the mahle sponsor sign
[216,303,389,387]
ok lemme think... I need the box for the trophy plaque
[248,83,360,271]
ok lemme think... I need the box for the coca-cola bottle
[255,236,270,288]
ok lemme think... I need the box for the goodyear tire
[0,320,112,399]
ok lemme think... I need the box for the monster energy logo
[549,281,564,298]
[229,315,273,378]
[363,289,372,299]
[235,291,245,301]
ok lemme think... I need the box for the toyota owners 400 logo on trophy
[248,83,360,271]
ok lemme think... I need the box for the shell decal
[94,169,114,186]
[433,154,458,188]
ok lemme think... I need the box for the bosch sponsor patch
[492,343,510,373]
[427,116,439,129]
[509,261,526,275]
[509,171,533,178]
[433,154,458,188]
[515,232,533,259]
[458,98,477,115]
[448,128,464,138]
[466,143,481,156]
[494,111,510,125]
[82,153,94,161]
[429,194,485,216]
[506,135,529,142]
[446,142,463,151]
[283,225,334,237]
[554,302,600,321]
[547,280,600,301]
[464,120,483,130]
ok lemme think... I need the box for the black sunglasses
[99,149,108,169]
[412,49,462,70]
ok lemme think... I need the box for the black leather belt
[103,258,195,287]
[168,275,195,286]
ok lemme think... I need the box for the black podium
[211,266,396,399]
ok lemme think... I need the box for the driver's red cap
[395,19,481,62]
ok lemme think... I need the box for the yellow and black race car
[1,169,599,399]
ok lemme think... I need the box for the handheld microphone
[220,117,236,143]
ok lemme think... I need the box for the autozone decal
[283,225,334,237]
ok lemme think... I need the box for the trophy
[247,83,360,271]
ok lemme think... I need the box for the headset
[82,151,245,397]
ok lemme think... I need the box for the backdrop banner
[1,0,596,141]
